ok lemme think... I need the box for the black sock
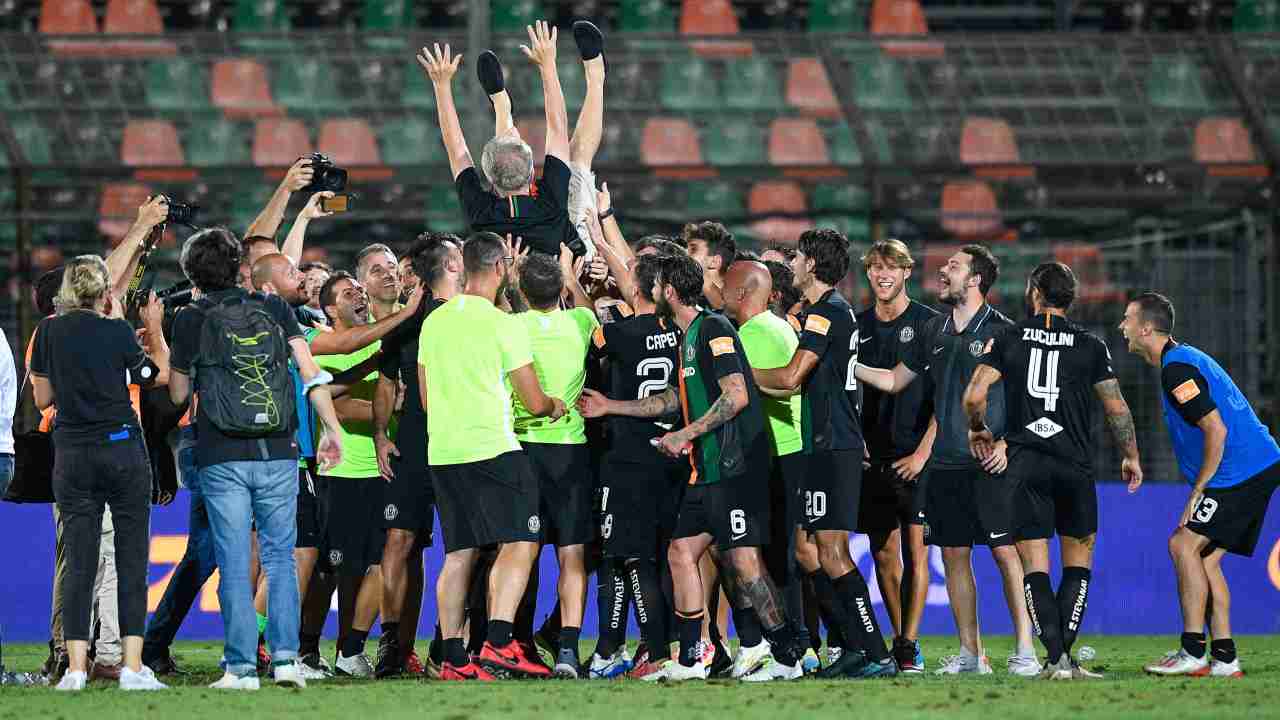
[1181,631,1207,659]
[559,627,581,659]
[1024,571,1065,663]
[807,569,849,650]
[595,557,628,658]
[299,631,321,656]
[676,611,704,667]
[1210,638,1236,664]
[341,628,370,658]
[381,621,400,640]
[733,606,764,648]
[833,569,888,661]
[1057,566,1091,655]
[444,638,469,667]
[429,625,444,664]
[761,618,803,667]
[486,620,514,648]
[627,558,668,656]
[783,572,809,650]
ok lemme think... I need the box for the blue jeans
[0,453,12,498]
[143,430,218,658]
[202,458,299,675]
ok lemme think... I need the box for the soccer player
[1120,293,1280,678]
[963,262,1144,679]
[419,232,567,681]
[372,234,463,678]
[854,240,939,673]
[684,221,736,310]
[579,253,806,683]
[855,245,1039,677]
[751,229,897,680]
[721,260,815,676]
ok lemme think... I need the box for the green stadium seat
[854,54,913,111]
[724,57,782,111]
[863,118,895,163]
[186,117,251,167]
[379,117,446,166]
[230,183,276,233]
[145,59,211,111]
[825,123,863,165]
[620,0,678,31]
[1234,0,1280,32]
[811,183,870,214]
[233,0,292,50]
[703,120,767,166]
[660,56,720,111]
[809,0,868,32]
[522,61,586,112]
[424,185,465,232]
[686,181,745,217]
[402,65,435,109]
[274,59,346,114]
[10,118,55,165]
[1147,57,1211,111]
[816,213,870,242]
[491,0,541,32]
[361,0,414,50]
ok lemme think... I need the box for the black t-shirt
[1161,354,1217,427]
[170,289,304,468]
[796,289,864,453]
[980,313,1116,469]
[902,304,1013,470]
[455,155,573,256]
[379,297,445,432]
[30,311,155,444]
[590,312,683,462]
[857,300,939,462]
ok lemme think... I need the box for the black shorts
[856,460,925,535]
[764,453,807,584]
[296,464,330,550]
[384,425,435,542]
[1185,461,1280,557]
[598,453,686,559]
[1006,447,1097,541]
[432,451,540,554]
[673,473,770,551]
[923,465,1017,548]
[803,449,863,533]
[321,476,387,576]
[524,442,594,547]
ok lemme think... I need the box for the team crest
[528,515,541,533]
[384,504,399,521]
[969,340,985,357]
[899,326,914,343]
[328,549,343,567]
[685,343,696,362]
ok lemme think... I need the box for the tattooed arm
[963,363,1003,461]
[578,386,678,419]
[652,374,748,459]
[1094,378,1144,492]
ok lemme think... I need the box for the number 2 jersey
[979,313,1115,471]
[591,312,682,462]
[797,289,863,454]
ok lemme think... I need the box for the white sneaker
[1038,656,1073,680]
[55,670,87,692]
[696,639,715,668]
[644,659,707,682]
[1211,658,1244,678]
[119,666,168,691]
[209,672,260,690]
[335,652,375,679]
[825,646,843,667]
[1007,652,1041,678]
[730,641,772,679]
[935,654,994,675]
[299,653,333,679]
[273,661,307,688]
[741,655,803,683]
[1144,649,1209,676]
[587,648,632,679]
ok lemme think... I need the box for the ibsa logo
[1268,538,1280,592]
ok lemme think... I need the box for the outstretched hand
[417,43,462,85]
[520,20,558,68]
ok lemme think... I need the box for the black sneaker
[708,639,734,679]
[143,651,186,677]
[375,633,404,679]
[476,50,505,95]
[571,20,605,61]
[816,649,868,679]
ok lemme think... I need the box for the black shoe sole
[477,50,505,95]
[572,20,604,61]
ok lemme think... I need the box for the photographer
[168,228,344,690]
[29,256,170,692]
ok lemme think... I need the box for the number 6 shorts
[673,470,771,551]
[802,449,864,534]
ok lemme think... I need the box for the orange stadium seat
[1053,243,1124,305]
[121,119,195,181]
[769,118,840,178]
[253,118,313,178]
[940,180,1002,238]
[680,0,752,57]
[212,59,279,117]
[870,0,943,57]
[317,119,392,181]
[748,180,811,242]
[1194,117,1269,179]
[786,58,841,118]
[40,0,106,55]
[960,117,1034,180]
[98,181,153,239]
[102,0,175,55]
[641,118,714,178]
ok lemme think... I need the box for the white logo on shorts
[384,504,399,521]
[969,340,985,357]
[328,550,343,567]
[900,326,914,343]
[528,515,541,533]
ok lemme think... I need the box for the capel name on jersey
[1022,328,1075,347]
[647,332,679,351]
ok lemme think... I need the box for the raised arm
[309,287,423,356]
[417,43,473,180]
[559,244,592,309]
[107,195,169,301]
[246,158,315,241]
[521,21,570,162]
[1093,378,1143,492]
[281,191,335,264]
[585,189,638,304]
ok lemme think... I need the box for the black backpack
[193,293,295,437]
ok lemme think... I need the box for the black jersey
[797,289,863,453]
[980,313,1116,470]
[379,297,446,426]
[591,313,682,461]
[857,300,940,462]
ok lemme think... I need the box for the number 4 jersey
[979,313,1115,469]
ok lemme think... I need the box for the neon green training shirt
[315,341,382,478]
[738,310,803,457]
[512,306,599,445]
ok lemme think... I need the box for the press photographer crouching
[29,256,171,692]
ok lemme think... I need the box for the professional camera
[166,201,199,227]
[302,152,348,193]
[156,279,194,308]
